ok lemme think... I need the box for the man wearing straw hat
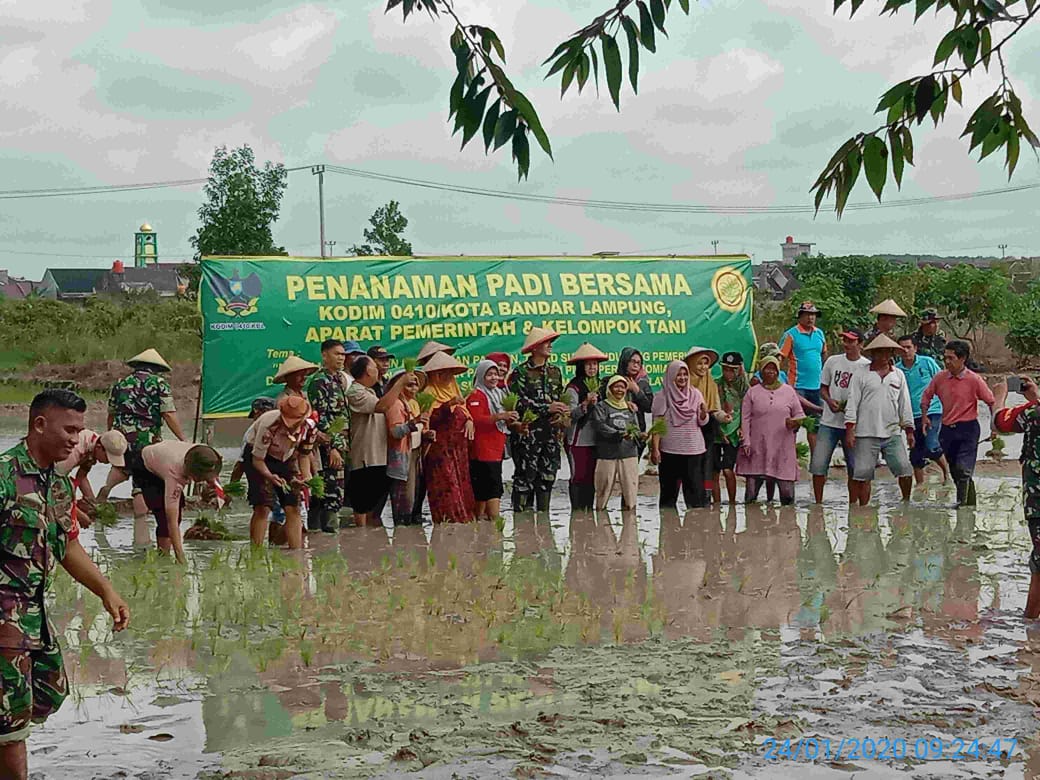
[864,299,907,343]
[844,334,916,505]
[107,349,186,530]
[507,327,569,512]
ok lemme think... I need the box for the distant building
[96,260,186,297]
[135,223,158,267]
[753,262,800,300]
[0,270,41,300]
[38,268,110,301]
[781,235,815,264]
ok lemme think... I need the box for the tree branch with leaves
[386,0,1035,213]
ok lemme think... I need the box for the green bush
[0,297,201,367]
[1006,288,1040,360]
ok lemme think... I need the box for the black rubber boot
[578,483,596,511]
[512,489,532,513]
[535,484,552,513]
[568,483,582,511]
[307,504,322,532]
[321,508,339,533]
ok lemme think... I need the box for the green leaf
[951,76,962,105]
[900,126,914,164]
[461,85,492,148]
[512,126,530,180]
[933,27,960,65]
[888,128,905,186]
[590,45,600,93]
[678,0,690,10]
[482,99,500,151]
[981,26,993,69]
[542,36,581,66]
[959,25,979,68]
[601,34,623,109]
[650,0,668,34]
[560,58,577,96]
[493,109,517,150]
[915,0,936,18]
[480,27,506,62]
[621,15,640,92]
[1006,129,1020,176]
[637,1,657,52]
[577,50,590,91]
[510,90,553,159]
[979,118,1008,159]
[863,134,888,200]
[876,80,913,112]
[448,72,464,121]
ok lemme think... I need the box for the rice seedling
[403,357,418,372]
[223,480,246,498]
[800,416,819,433]
[328,416,348,435]
[624,423,643,440]
[796,441,810,466]
[306,475,326,498]
[416,391,436,412]
[584,377,600,395]
[94,502,118,528]
[646,418,667,437]
[521,409,538,425]
[501,393,519,411]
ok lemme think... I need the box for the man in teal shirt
[896,334,949,485]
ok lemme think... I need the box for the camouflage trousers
[0,643,67,742]
[511,432,561,500]
[1024,465,1040,575]
[315,445,347,513]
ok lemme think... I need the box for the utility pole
[711,240,719,255]
[325,240,337,256]
[999,243,1008,259]
[311,165,326,257]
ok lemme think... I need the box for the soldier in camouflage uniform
[307,339,350,533]
[1,390,129,778]
[508,328,569,512]
[107,349,185,529]
[993,376,1040,619]
[911,309,947,361]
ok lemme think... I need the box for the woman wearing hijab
[563,343,608,510]
[650,360,710,509]
[467,360,519,520]
[684,346,732,501]
[602,348,653,450]
[385,369,431,526]
[422,351,477,522]
[736,355,804,505]
[485,351,513,385]
[591,375,642,511]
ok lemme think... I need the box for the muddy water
[4,417,1036,778]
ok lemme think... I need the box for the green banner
[200,256,756,418]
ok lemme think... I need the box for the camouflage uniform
[307,370,350,521]
[0,441,73,741]
[508,359,564,512]
[108,368,176,451]
[1019,405,1040,574]
[912,329,947,361]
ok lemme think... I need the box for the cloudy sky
[2,0,1038,278]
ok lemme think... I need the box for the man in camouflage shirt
[509,328,569,512]
[307,339,350,533]
[993,376,1040,619]
[1,390,130,778]
[911,310,947,361]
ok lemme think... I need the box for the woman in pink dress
[736,355,804,505]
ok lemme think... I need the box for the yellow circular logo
[712,267,749,312]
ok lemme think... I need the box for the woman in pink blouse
[650,360,710,509]
[736,356,804,505]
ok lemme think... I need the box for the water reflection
[32,478,1038,776]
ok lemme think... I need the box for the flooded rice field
[5,421,1039,779]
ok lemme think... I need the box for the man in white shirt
[845,334,916,505]
[810,328,870,503]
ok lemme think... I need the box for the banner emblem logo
[210,269,262,318]
[711,267,749,313]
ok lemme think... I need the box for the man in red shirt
[920,340,995,507]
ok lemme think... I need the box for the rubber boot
[964,478,977,507]
[568,483,583,512]
[512,489,532,513]
[579,483,596,511]
[535,484,552,513]
[321,508,339,533]
[307,504,322,532]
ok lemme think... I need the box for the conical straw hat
[683,345,720,367]
[862,333,904,353]
[416,340,456,365]
[387,368,428,392]
[422,351,469,376]
[566,342,609,364]
[869,299,907,317]
[520,327,560,354]
[273,356,320,383]
[127,348,171,372]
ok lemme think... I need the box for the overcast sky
[2,0,1038,278]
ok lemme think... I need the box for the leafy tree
[924,263,1011,341]
[184,145,288,295]
[1006,282,1040,359]
[350,201,414,256]
[386,0,1037,209]
[792,254,895,315]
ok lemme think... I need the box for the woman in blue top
[896,335,949,484]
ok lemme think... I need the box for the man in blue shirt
[896,334,949,485]
[779,301,827,452]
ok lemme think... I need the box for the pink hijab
[657,359,698,428]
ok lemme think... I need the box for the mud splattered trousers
[939,419,980,506]
[1024,464,1040,575]
[510,430,561,512]
[0,643,67,743]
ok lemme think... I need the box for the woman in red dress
[422,351,476,523]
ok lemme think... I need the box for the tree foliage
[184,145,288,294]
[350,200,414,256]
[387,0,1037,210]
[925,263,1011,340]
[1006,282,1040,358]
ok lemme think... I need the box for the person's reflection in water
[835,507,888,635]
[935,509,981,640]
[513,512,561,573]
[794,506,838,640]
[652,508,724,641]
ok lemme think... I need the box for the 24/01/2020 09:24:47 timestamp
[762,736,1017,762]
